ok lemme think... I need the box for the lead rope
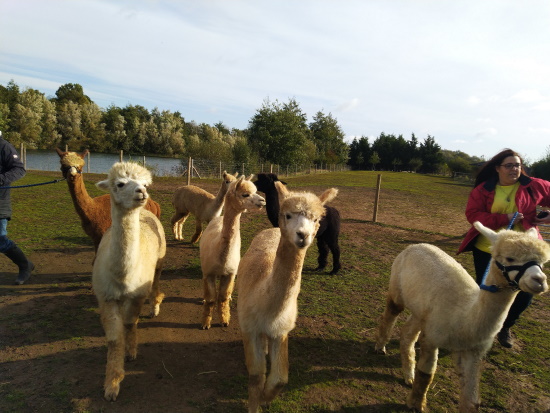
[0,177,66,190]
[479,211,519,293]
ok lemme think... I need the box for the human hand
[509,212,524,222]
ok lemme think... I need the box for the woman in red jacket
[458,148,550,348]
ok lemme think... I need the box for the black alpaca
[254,173,341,274]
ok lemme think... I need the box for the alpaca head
[475,221,550,294]
[56,148,89,182]
[96,162,152,210]
[220,171,239,196]
[226,174,266,212]
[276,182,338,249]
[254,173,287,194]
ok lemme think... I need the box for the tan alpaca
[92,162,166,401]
[374,222,550,412]
[237,182,338,413]
[199,175,266,330]
[56,148,161,251]
[171,171,238,243]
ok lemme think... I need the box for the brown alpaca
[56,148,161,251]
[199,175,266,329]
[171,171,238,243]
[237,182,338,412]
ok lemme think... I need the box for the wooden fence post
[187,157,192,185]
[87,151,90,173]
[373,174,382,222]
[119,150,123,162]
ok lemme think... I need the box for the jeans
[472,247,533,329]
[0,218,14,253]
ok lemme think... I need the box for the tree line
[6,79,547,179]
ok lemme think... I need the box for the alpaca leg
[453,351,482,412]
[171,212,189,241]
[328,236,341,274]
[374,295,404,354]
[122,297,146,361]
[190,219,203,243]
[149,265,165,317]
[263,334,289,404]
[400,315,421,385]
[217,273,236,327]
[407,341,438,412]
[315,236,329,272]
[242,333,268,413]
[100,301,125,401]
[201,274,217,329]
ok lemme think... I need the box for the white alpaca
[237,182,338,413]
[199,175,266,330]
[374,222,550,413]
[171,171,238,243]
[92,162,166,402]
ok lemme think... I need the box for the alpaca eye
[285,213,291,220]
[506,257,515,262]
[117,183,125,188]
[242,193,250,198]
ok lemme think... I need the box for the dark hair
[474,148,528,187]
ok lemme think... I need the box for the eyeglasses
[500,163,521,170]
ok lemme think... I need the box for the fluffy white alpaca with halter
[237,182,338,413]
[92,162,166,401]
[374,221,550,412]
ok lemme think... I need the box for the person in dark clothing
[458,148,550,348]
[0,131,34,284]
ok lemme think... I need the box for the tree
[369,151,380,170]
[247,98,313,165]
[419,135,444,173]
[531,146,550,180]
[309,111,348,164]
[53,83,91,105]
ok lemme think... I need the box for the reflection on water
[24,150,185,177]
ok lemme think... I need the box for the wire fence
[20,147,350,178]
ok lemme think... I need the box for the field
[1,170,549,413]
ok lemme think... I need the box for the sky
[1,0,550,163]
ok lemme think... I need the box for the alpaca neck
[269,236,308,308]
[469,264,518,332]
[109,205,142,275]
[212,183,227,210]
[67,174,95,218]
[218,204,242,259]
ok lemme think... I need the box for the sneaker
[497,328,513,348]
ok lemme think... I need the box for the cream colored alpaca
[171,171,238,243]
[237,182,338,413]
[92,162,166,402]
[374,222,550,413]
[199,175,266,330]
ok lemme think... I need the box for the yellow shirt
[474,182,523,253]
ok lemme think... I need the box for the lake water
[24,150,185,177]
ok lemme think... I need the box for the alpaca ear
[319,188,338,205]
[96,179,110,192]
[275,181,290,199]
[247,174,254,181]
[525,227,539,238]
[55,147,65,157]
[79,149,89,159]
[474,221,498,243]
